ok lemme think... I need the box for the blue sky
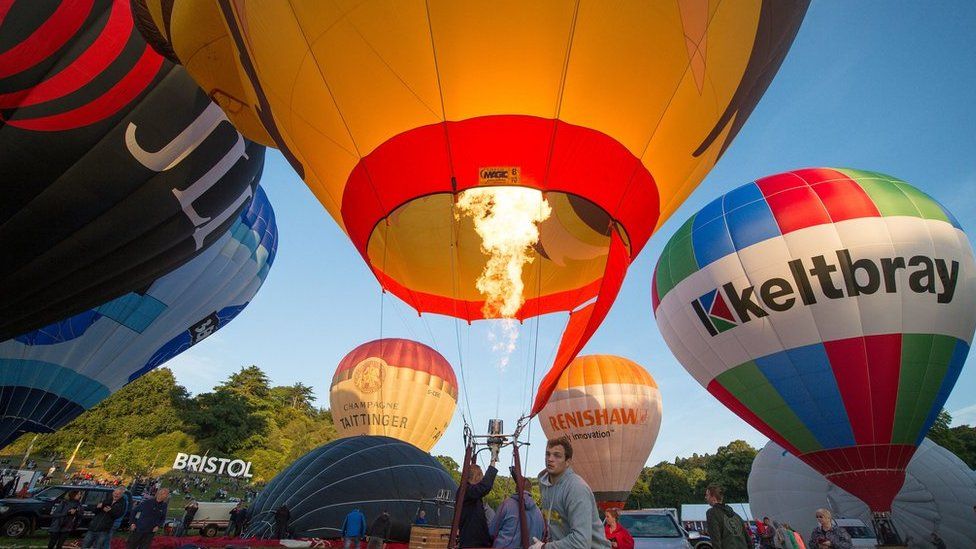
[166,3,976,474]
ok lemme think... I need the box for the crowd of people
[7,437,960,549]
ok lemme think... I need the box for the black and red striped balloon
[0,0,266,340]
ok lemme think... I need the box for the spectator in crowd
[489,489,544,548]
[275,504,291,539]
[602,508,634,549]
[367,510,392,549]
[808,509,851,549]
[228,501,249,537]
[341,507,368,549]
[48,490,82,549]
[759,517,775,549]
[176,498,198,537]
[127,487,169,549]
[82,487,126,549]
[705,484,750,549]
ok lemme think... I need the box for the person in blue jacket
[341,507,367,549]
[489,490,544,548]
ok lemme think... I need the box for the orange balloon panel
[539,355,662,508]
[330,338,458,452]
[134,0,808,320]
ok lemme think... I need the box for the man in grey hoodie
[533,436,611,549]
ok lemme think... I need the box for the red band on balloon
[0,0,133,108]
[0,0,95,78]
[5,45,163,131]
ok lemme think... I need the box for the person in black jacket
[48,490,82,549]
[127,488,169,549]
[82,488,126,549]
[274,504,291,539]
[458,458,498,548]
[367,510,392,549]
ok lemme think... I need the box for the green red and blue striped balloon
[653,168,975,512]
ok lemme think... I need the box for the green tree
[435,455,462,483]
[647,464,694,510]
[704,440,756,502]
[184,390,266,453]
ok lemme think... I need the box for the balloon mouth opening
[365,189,628,320]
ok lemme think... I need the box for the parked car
[186,501,237,537]
[684,531,712,549]
[834,518,876,548]
[0,485,132,538]
[619,509,694,549]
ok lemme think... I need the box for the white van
[188,501,237,537]
[834,518,876,548]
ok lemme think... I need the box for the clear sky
[166,2,976,475]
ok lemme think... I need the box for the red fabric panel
[650,265,660,313]
[7,46,163,130]
[865,334,901,444]
[706,379,804,458]
[0,1,15,28]
[0,0,95,78]
[824,334,901,446]
[341,115,658,261]
[754,170,806,195]
[334,338,458,390]
[803,168,881,222]
[799,444,915,512]
[530,232,630,415]
[760,182,831,234]
[0,0,132,108]
[825,337,874,443]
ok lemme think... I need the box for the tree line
[5,365,971,507]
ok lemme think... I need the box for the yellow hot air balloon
[539,355,663,510]
[330,338,458,452]
[133,1,808,413]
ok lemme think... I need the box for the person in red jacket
[603,508,634,549]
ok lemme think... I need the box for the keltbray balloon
[330,338,458,452]
[749,438,976,549]
[0,0,266,341]
[653,168,976,512]
[0,186,277,449]
[538,355,662,510]
[132,0,808,413]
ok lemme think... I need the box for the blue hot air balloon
[0,186,278,448]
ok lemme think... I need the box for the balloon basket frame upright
[447,417,535,549]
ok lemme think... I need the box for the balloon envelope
[0,186,277,448]
[538,355,662,509]
[749,438,976,548]
[244,436,457,542]
[133,0,808,412]
[330,338,458,452]
[0,0,265,340]
[653,168,976,511]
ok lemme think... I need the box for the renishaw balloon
[132,0,809,413]
[538,354,662,511]
[0,186,277,449]
[653,168,976,512]
[0,0,265,341]
[330,338,458,452]
[749,438,976,549]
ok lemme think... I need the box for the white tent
[680,503,753,534]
